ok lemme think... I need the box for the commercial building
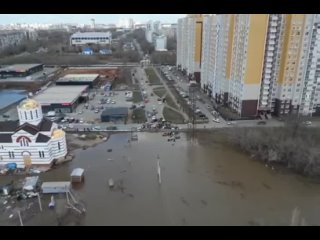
[33,85,89,113]
[0,64,44,78]
[0,90,27,114]
[56,74,99,88]
[100,107,128,123]
[177,15,203,82]
[0,99,67,168]
[70,32,112,46]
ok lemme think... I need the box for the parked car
[212,118,220,123]
[304,121,312,126]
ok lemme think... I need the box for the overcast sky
[0,14,186,25]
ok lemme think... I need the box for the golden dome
[51,129,65,139]
[19,99,39,110]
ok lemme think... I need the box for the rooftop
[33,85,88,105]
[101,107,128,116]
[0,64,43,73]
[57,74,99,83]
[71,32,111,38]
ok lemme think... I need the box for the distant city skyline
[0,14,185,25]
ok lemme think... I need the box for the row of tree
[228,116,320,177]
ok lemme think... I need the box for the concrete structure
[0,99,67,168]
[177,15,203,82]
[0,64,44,78]
[33,85,89,113]
[70,32,112,46]
[56,74,99,88]
[155,35,167,51]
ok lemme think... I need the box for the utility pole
[17,210,23,226]
[37,193,42,212]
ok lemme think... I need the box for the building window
[24,112,27,120]
[39,151,45,158]
[58,142,61,151]
[35,110,38,118]
[9,151,15,159]
[30,111,33,120]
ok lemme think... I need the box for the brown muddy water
[1,132,320,226]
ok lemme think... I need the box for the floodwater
[2,132,320,226]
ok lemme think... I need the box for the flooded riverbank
[1,132,320,225]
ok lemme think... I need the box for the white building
[0,99,68,168]
[201,15,232,102]
[177,15,203,82]
[155,35,167,51]
[70,32,112,46]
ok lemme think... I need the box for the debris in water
[48,195,55,209]
[108,178,114,188]
[107,149,112,152]
[180,197,189,206]
[3,201,7,205]
[200,200,207,206]
[128,193,134,198]
[107,158,113,161]
[262,182,271,190]
[120,170,126,173]
[9,214,13,219]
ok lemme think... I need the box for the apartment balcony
[265,62,273,68]
[264,79,271,85]
[269,40,276,45]
[270,22,278,27]
[263,85,270,90]
[269,34,276,39]
[260,101,268,106]
[270,28,277,33]
[271,15,279,21]
[264,73,271,79]
[266,57,273,63]
[267,52,274,57]
[268,46,275,51]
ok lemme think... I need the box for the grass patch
[145,67,162,85]
[153,87,166,98]
[163,106,185,124]
[132,91,143,103]
[132,108,147,123]
[164,94,178,110]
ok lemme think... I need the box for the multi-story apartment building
[177,14,203,82]
[196,14,320,118]
[0,31,26,49]
[201,14,233,104]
